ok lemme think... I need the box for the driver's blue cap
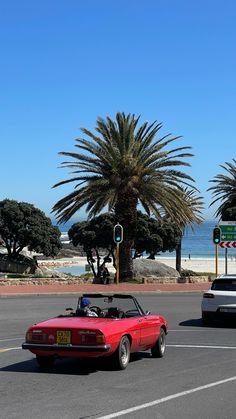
[81,297,91,308]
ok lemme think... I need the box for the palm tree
[208,159,236,220]
[171,188,204,273]
[52,112,196,280]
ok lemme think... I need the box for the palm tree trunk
[176,240,182,274]
[115,193,138,281]
[119,239,134,280]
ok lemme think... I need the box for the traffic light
[213,227,221,244]
[114,224,123,244]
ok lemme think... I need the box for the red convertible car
[22,293,168,370]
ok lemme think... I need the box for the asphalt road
[0,294,236,419]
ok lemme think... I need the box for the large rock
[133,259,179,278]
[0,254,65,278]
[0,254,36,274]
[35,266,67,278]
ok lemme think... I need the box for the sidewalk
[0,282,210,296]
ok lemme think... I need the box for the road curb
[0,280,210,297]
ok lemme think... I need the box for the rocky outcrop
[34,266,67,278]
[133,259,179,278]
[0,254,36,274]
[132,259,210,283]
[0,254,69,279]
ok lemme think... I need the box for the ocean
[58,220,236,259]
[56,220,236,276]
[161,220,231,260]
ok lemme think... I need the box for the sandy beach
[158,257,236,275]
[39,256,236,275]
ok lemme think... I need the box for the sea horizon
[59,220,236,260]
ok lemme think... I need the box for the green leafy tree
[0,199,61,258]
[208,159,236,220]
[53,112,196,280]
[134,212,181,259]
[157,223,182,253]
[134,213,163,258]
[69,212,183,278]
[68,213,115,279]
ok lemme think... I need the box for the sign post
[113,224,123,285]
[213,227,221,277]
[215,244,218,277]
[225,248,228,274]
[116,243,119,285]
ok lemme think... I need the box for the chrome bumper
[22,343,111,352]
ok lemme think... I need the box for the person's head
[81,297,91,308]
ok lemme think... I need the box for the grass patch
[6,274,27,279]
[79,272,94,279]
[181,269,214,277]
[197,272,215,276]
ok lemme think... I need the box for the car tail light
[96,334,105,344]
[78,330,105,345]
[26,329,48,343]
[203,293,215,299]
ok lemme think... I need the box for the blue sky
[1,0,235,226]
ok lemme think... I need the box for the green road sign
[219,224,236,241]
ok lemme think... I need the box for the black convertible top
[82,293,134,299]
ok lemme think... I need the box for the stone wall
[143,275,211,284]
[0,275,211,286]
[0,277,93,286]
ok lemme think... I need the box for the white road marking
[169,329,209,332]
[0,337,23,342]
[0,347,21,353]
[1,344,236,353]
[167,344,236,349]
[96,376,236,419]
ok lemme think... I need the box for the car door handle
[137,319,142,323]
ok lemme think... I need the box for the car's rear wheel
[202,312,212,326]
[151,327,166,358]
[112,335,130,370]
[36,355,54,369]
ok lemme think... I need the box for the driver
[81,298,98,317]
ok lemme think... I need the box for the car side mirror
[66,307,73,311]
[145,310,151,315]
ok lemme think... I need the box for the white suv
[201,274,236,326]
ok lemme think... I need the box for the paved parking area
[1,293,236,419]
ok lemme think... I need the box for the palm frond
[208,159,236,217]
[53,112,197,225]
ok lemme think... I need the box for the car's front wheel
[112,335,130,370]
[36,355,54,369]
[151,327,166,358]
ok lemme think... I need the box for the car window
[211,280,236,291]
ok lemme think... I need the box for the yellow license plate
[57,330,71,345]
